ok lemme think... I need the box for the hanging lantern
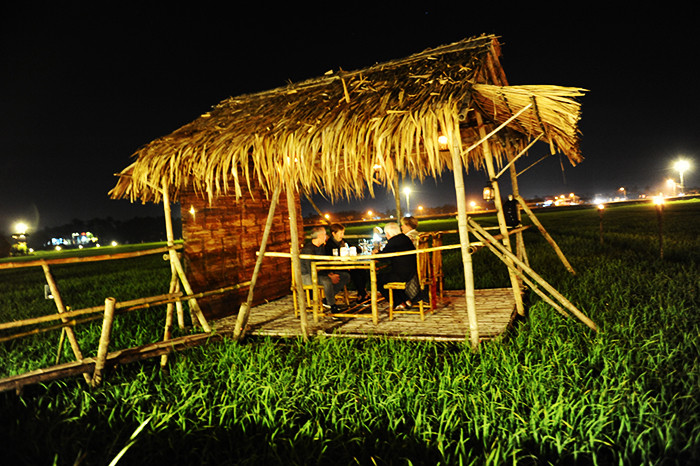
[483,183,495,201]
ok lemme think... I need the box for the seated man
[375,222,417,309]
[300,226,351,312]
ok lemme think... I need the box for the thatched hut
[110,34,593,346]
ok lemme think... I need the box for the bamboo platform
[215,288,519,342]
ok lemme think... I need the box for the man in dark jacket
[300,226,350,312]
[375,222,416,309]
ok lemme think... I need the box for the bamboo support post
[162,183,211,332]
[41,261,91,384]
[54,328,66,365]
[160,294,174,368]
[515,195,575,275]
[285,181,309,340]
[233,183,283,341]
[174,275,184,328]
[394,176,402,219]
[476,112,525,316]
[468,227,572,319]
[92,297,116,387]
[506,135,529,267]
[448,127,480,350]
[468,218,597,331]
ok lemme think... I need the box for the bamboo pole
[91,297,116,387]
[160,254,180,367]
[174,274,185,328]
[467,227,572,319]
[54,328,66,365]
[0,245,180,270]
[506,136,529,268]
[448,128,480,349]
[40,261,91,384]
[476,112,525,316]
[160,291,174,368]
[515,195,575,275]
[285,181,309,340]
[161,183,211,332]
[468,218,597,331]
[303,191,331,224]
[233,183,283,341]
[394,176,402,219]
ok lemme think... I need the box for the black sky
[1,4,697,233]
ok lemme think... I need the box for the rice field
[0,200,698,465]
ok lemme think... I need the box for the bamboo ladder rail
[514,194,575,275]
[1,240,250,388]
[467,218,597,331]
[0,246,184,384]
[0,282,250,390]
[0,331,226,394]
[0,284,250,342]
[475,111,525,317]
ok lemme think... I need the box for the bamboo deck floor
[215,288,519,342]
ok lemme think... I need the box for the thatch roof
[110,34,586,204]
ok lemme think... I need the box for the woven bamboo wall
[180,183,303,319]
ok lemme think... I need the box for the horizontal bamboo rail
[0,332,224,394]
[0,282,250,343]
[0,245,182,270]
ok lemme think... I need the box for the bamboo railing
[0,245,249,392]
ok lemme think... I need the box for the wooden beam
[233,182,282,341]
[515,195,575,275]
[162,184,211,332]
[447,123,479,350]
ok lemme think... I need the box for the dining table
[310,253,379,324]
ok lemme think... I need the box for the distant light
[437,135,449,149]
[673,159,690,173]
[189,205,196,217]
[403,187,411,195]
[653,195,665,205]
[55,246,62,251]
[597,204,605,210]
[78,245,83,249]
[14,222,28,235]
[324,213,330,220]
[111,241,118,247]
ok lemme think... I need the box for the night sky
[1,4,697,233]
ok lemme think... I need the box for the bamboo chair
[431,232,444,298]
[386,240,434,321]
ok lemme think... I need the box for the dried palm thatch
[109,35,586,204]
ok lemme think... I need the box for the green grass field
[1,201,698,465]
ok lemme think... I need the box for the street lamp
[13,222,28,236]
[674,159,690,194]
[403,187,411,215]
